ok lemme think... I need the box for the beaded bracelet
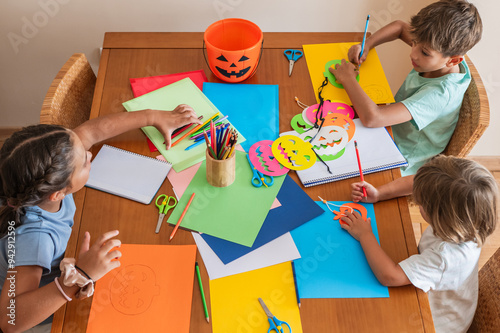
[54,277,72,302]
[60,258,95,299]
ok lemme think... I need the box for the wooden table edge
[103,32,367,49]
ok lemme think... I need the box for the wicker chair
[468,247,500,333]
[442,55,489,157]
[40,53,96,129]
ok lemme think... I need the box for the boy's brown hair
[413,155,497,247]
[410,0,482,56]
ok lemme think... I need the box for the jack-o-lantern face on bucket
[215,54,252,79]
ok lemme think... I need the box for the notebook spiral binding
[103,144,172,165]
[301,161,408,187]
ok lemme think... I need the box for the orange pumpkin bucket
[204,18,263,83]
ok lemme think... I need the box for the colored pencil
[171,113,219,148]
[172,115,204,138]
[195,262,210,323]
[359,15,370,61]
[189,115,228,137]
[354,141,367,197]
[203,131,216,158]
[291,261,301,308]
[169,192,195,241]
[210,120,215,153]
[185,139,205,151]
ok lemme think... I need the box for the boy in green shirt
[330,0,483,202]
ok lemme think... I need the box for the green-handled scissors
[155,194,177,233]
[258,298,292,333]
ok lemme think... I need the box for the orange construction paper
[86,244,197,333]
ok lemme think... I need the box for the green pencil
[195,262,209,323]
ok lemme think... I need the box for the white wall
[1,0,497,155]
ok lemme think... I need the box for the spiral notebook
[85,145,172,204]
[284,118,408,187]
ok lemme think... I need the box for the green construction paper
[122,78,245,172]
[166,150,286,247]
[323,59,360,89]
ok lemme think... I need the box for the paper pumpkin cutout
[110,265,161,315]
[333,202,368,225]
[290,113,313,134]
[249,140,289,176]
[300,125,349,157]
[272,135,317,170]
[303,101,355,127]
[324,59,360,89]
[323,112,356,141]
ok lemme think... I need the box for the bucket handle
[202,39,265,81]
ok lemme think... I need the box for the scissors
[246,153,274,188]
[154,194,177,233]
[258,298,292,333]
[284,49,303,76]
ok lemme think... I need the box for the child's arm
[0,230,120,332]
[350,20,413,65]
[329,20,414,128]
[330,61,412,128]
[73,104,202,151]
[351,175,415,203]
[340,211,411,287]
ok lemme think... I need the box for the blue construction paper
[203,83,279,151]
[290,201,389,298]
[200,175,324,264]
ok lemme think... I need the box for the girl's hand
[348,43,369,65]
[328,59,359,85]
[340,211,373,241]
[76,230,122,281]
[154,104,202,149]
[351,181,379,203]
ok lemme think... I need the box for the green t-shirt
[392,62,470,176]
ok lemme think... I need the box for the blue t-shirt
[0,194,75,294]
[392,62,471,176]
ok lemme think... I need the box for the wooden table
[52,32,434,333]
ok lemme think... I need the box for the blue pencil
[185,139,205,151]
[359,15,370,61]
[291,261,301,308]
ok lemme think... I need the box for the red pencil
[354,141,367,198]
[169,192,196,242]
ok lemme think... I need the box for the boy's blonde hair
[410,0,482,57]
[413,155,497,247]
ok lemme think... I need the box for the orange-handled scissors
[155,194,177,233]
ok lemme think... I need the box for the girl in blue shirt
[0,105,200,332]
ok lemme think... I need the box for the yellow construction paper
[303,42,395,105]
[210,262,303,333]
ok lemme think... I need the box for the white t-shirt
[399,226,480,333]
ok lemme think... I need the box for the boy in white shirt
[340,155,497,333]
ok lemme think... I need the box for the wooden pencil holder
[206,149,236,187]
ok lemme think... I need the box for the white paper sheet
[192,232,300,280]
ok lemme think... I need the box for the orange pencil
[169,192,196,241]
[171,113,219,148]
